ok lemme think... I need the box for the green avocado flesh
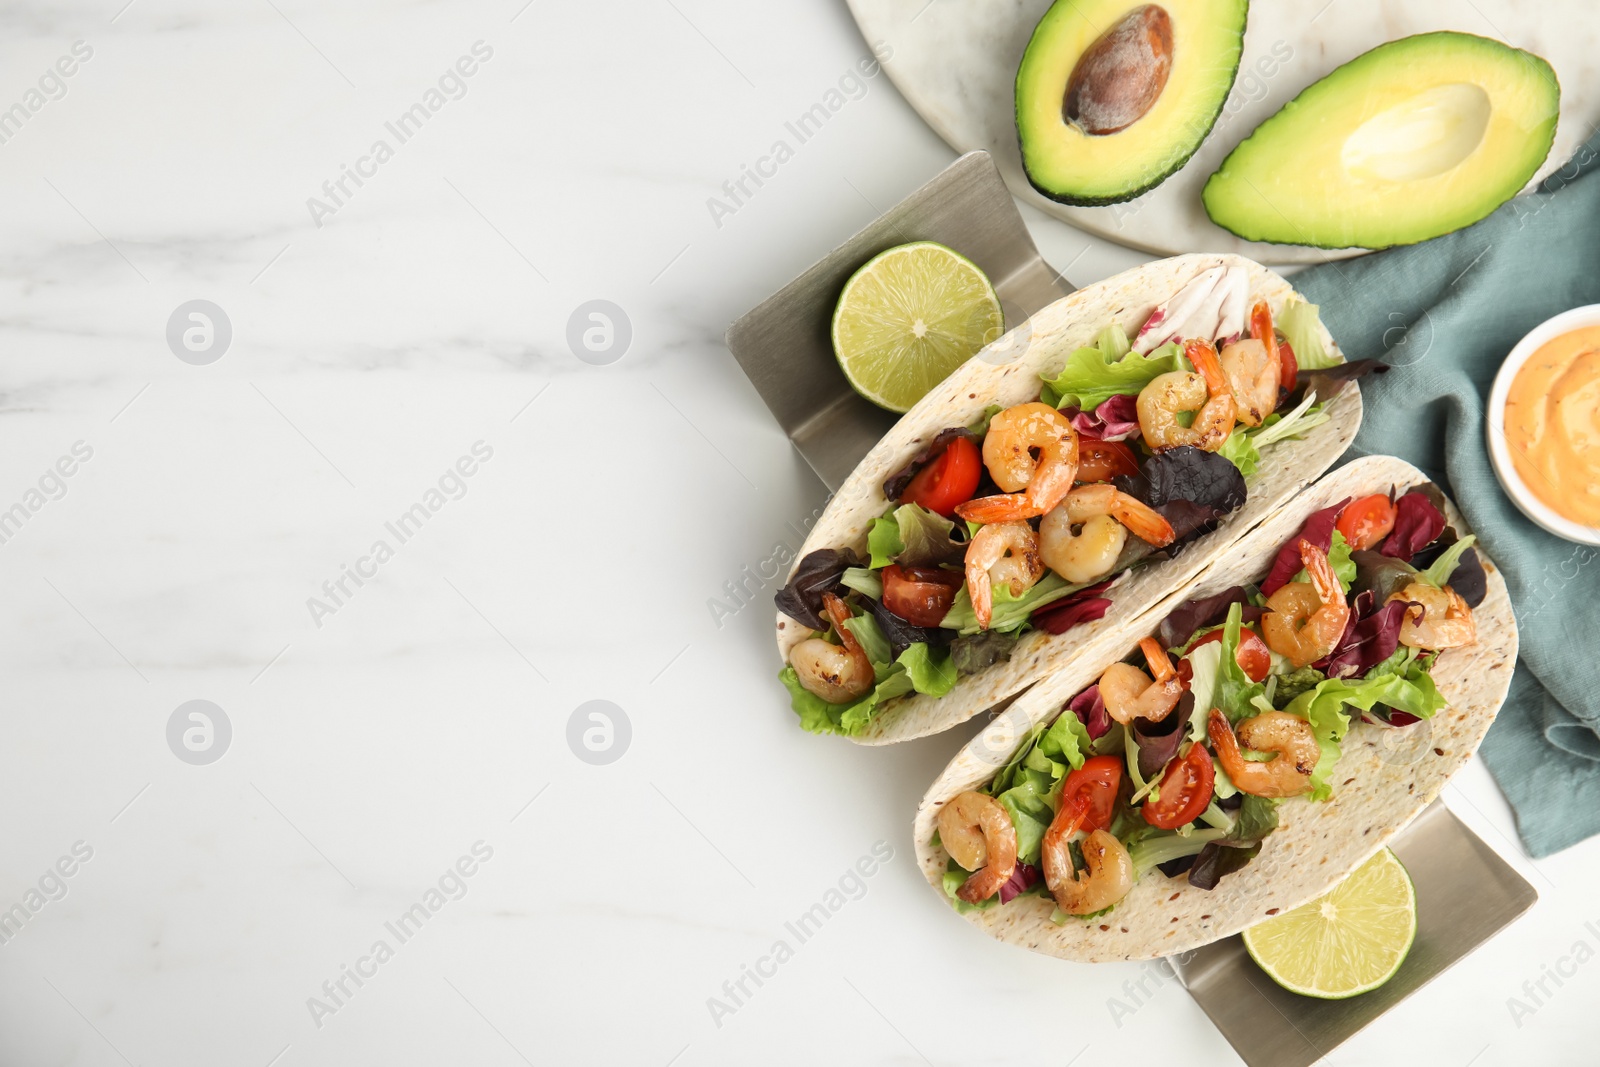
[1203,32,1560,249]
[1016,0,1248,206]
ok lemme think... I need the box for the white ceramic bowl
[1485,304,1600,546]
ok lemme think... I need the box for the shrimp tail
[821,592,861,654]
[1109,494,1176,548]
[1297,538,1343,605]
[1139,637,1175,682]
[956,493,1038,524]
[1250,301,1278,364]
[1207,707,1240,761]
[1185,338,1228,395]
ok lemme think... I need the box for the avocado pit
[1064,4,1174,136]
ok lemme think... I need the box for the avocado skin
[1015,0,1250,207]
[1202,32,1561,249]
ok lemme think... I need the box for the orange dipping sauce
[1503,325,1600,528]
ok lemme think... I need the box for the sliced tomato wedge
[1057,754,1123,832]
[1142,743,1215,829]
[1077,439,1140,483]
[1336,493,1398,551]
[1278,338,1299,394]
[900,436,981,517]
[1178,627,1271,683]
[880,564,963,627]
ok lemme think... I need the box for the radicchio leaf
[1351,550,1419,603]
[1317,595,1409,679]
[774,548,860,630]
[1158,586,1249,649]
[1132,696,1188,780]
[1260,499,1350,597]
[1068,684,1111,740]
[997,862,1040,904]
[881,428,977,502]
[1445,547,1486,607]
[1031,578,1116,635]
[1411,528,1487,608]
[1380,490,1446,560]
[1139,446,1248,513]
[1065,394,1142,441]
[1188,841,1262,890]
[865,595,945,660]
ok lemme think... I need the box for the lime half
[831,241,1004,413]
[1242,848,1416,999]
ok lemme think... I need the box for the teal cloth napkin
[1293,135,1600,858]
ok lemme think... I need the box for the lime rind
[831,241,1003,414]
[1241,847,1417,999]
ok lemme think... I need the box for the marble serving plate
[725,150,1537,1063]
[846,0,1597,263]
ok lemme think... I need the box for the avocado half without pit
[1016,0,1249,206]
[1204,32,1560,249]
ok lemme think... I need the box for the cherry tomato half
[1336,493,1398,551]
[1178,627,1272,684]
[1057,754,1123,832]
[1278,338,1299,394]
[901,436,981,517]
[1077,439,1141,483]
[1142,743,1215,830]
[881,564,964,627]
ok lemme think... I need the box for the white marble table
[0,2,1587,1065]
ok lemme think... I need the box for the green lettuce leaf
[1280,298,1341,370]
[940,572,1087,635]
[1229,795,1280,843]
[1217,430,1261,478]
[983,711,1093,866]
[1040,325,1184,411]
[1216,603,1267,724]
[1419,534,1477,589]
[867,516,902,569]
[839,566,882,600]
[1290,530,1356,593]
[1250,393,1329,450]
[1182,640,1224,743]
[1281,653,1449,799]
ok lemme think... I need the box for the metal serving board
[1170,801,1537,1066]
[726,151,1073,491]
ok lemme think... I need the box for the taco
[775,254,1377,744]
[913,455,1516,962]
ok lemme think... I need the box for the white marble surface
[0,2,1590,1065]
[850,0,1600,262]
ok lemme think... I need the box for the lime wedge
[1242,847,1416,999]
[831,241,1004,413]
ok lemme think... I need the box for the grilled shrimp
[1136,339,1238,452]
[1098,637,1184,724]
[963,520,1044,630]
[1218,303,1282,427]
[1208,708,1318,798]
[788,592,874,704]
[938,791,1019,903]
[1261,540,1352,669]
[1042,823,1133,916]
[955,403,1079,523]
[1389,582,1477,650]
[1039,485,1176,584]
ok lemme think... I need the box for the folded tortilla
[913,454,1517,962]
[776,254,1361,746]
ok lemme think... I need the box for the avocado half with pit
[1204,32,1559,249]
[1016,0,1249,206]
